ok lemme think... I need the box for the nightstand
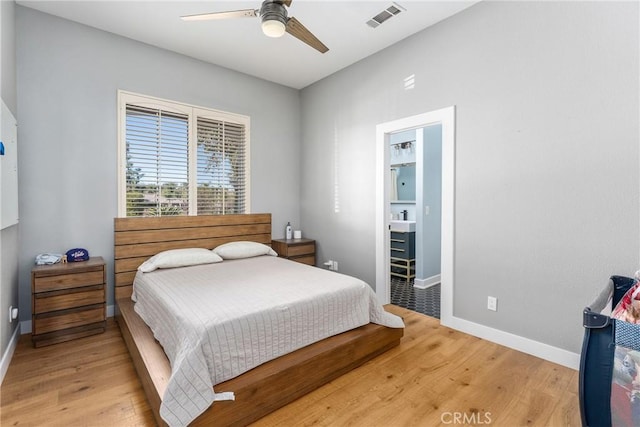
[31,256,107,347]
[271,238,316,266]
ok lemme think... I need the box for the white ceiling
[17,0,478,89]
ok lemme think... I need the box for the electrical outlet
[487,296,497,312]
[324,260,339,271]
[8,305,17,323]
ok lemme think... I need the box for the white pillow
[138,248,223,273]
[213,241,277,260]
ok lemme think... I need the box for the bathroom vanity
[390,225,415,282]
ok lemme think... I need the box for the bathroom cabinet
[390,231,415,281]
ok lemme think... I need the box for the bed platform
[114,213,403,427]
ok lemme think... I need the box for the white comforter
[132,255,403,427]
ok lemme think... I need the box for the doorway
[375,107,455,325]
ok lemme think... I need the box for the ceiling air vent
[366,3,406,29]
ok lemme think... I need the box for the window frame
[117,90,251,217]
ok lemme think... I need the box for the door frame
[375,106,455,325]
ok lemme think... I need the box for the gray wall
[300,1,639,353]
[1,0,19,363]
[16,6,302,323]
[11,1,640,356]
[1,0,16,112]
[416,124,442,280]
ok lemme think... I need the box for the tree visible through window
[118,92,250,217]
[197,117,246,215]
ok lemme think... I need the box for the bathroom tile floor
[390,277,441,319]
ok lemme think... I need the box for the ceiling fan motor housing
[259,0,288,25]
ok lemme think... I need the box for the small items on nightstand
[65,247,90,262]
[285,222,293,240]
[34,253,62,265]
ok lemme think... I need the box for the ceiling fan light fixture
[261,19,286,37]
[181,0,328,53]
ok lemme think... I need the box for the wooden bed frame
[114,213,403,427]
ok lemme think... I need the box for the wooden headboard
[114,213,272,300]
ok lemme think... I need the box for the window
[118,91,250,217]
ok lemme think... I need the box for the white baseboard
[1,325,20,385]
[14,303,578,371]
[414,274,441,289]
[20,304,115,335]
[442,315,580,370]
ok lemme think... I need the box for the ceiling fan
[181,0,329,54]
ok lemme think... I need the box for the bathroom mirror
[391,164,416,201]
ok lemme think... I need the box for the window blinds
[122,97,248,217]
[197,117,246,215]
[125,105,189,217]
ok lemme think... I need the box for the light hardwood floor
[1,306,581,426]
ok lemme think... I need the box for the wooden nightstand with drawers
[271,238,316,266]
[31,256,107,347]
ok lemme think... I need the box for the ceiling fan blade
[285,17,329,53]
[181,9,257,21]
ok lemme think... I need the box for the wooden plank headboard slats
[114,257,154,273]
[115,287,133,301]
[114,224,271,246]
[114,213,271,232]
[116,272,137,287]
[114,214,272,298]
[114,234,272,260]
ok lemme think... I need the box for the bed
[114,213,404,427]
